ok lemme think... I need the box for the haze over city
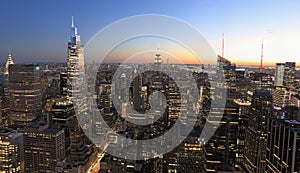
[1,0,300,66]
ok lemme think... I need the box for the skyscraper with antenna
[260,41,264,73]
[66,17,91,171]
[154,45,162,66]
[67,16,85,103]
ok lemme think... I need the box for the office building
[0,128,23,173]
[266,119,300,173]
[203,100,239,172]
[9,64,42,127]
[274,63,285,87]
[233,99,251,166]
[271,87,288,109]
[217,55,236,91]
[244,90,273,173]
[284,62,296,90]
[60,72,68,96]
[24,123,65,172]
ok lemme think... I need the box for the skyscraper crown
[69,16,80,46]
[5,48,14,75]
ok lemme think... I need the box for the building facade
[244,90,273,173]
[0,128,23,173]
[8,64,42,127]
[24,123,65,172]
[266,119,300,173]
[274,63,285,87]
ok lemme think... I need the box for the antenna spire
[71,16,74,27]
[222,33,225,58]
[260,40,264,73]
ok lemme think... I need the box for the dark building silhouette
[203,100,239,172]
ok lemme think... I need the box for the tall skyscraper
[9,64,42,127]
[0,128,23,173]
[244,90,273,173]
[274,63,285,87]
[67,16,85,104]
[1,50,15,126]
[154,46,162,70]
[65,17,94,171]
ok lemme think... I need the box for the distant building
[1,50,14,126]
[266,119,300,173]
[284,62,296,90]
[24,123,65,172]
[271,87,288,109]
[235,68,250,99]
[274,63,285,87]
[0,128,23,173]
[4,49,14,100]
[217,55,236,91]
[9,64,42,127]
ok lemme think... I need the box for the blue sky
[0,0,300,65]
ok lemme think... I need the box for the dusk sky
[1,1,300,66]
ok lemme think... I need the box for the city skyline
[0,1,300,66]
[0,8,300,172]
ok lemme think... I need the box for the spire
[69,16,79,46]
[71,16,74,27]
[156,43,160,56]
[5,48,14,75]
